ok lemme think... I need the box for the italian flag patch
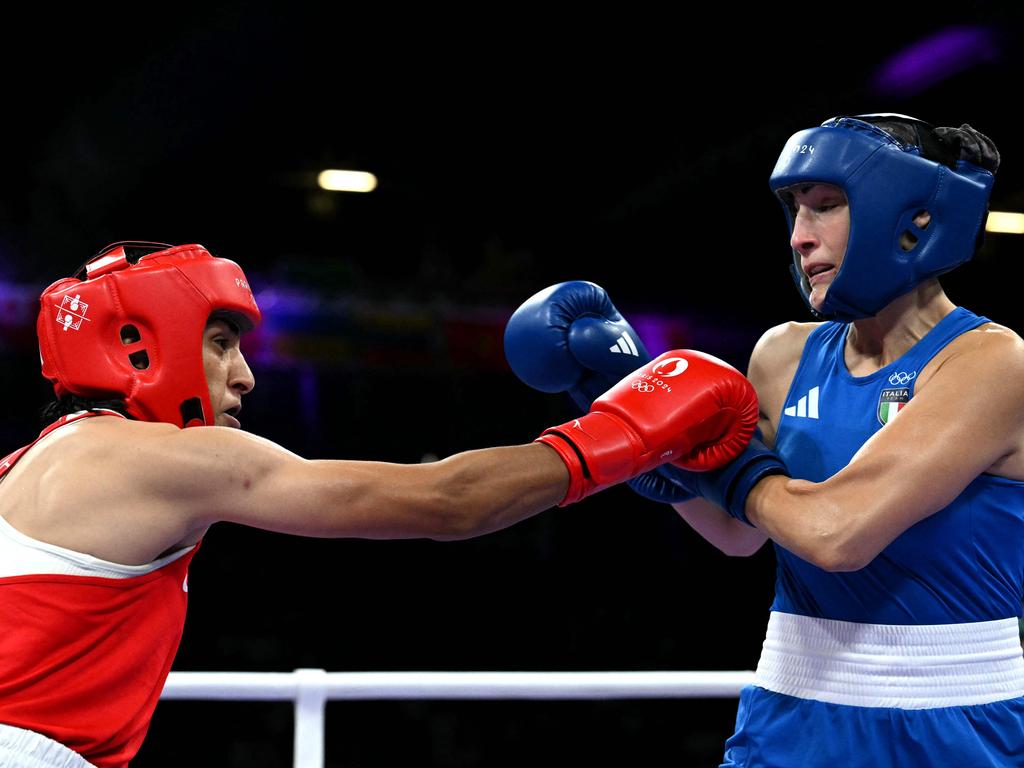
[877,387,910,425]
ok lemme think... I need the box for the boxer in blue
[506,114,1024,767]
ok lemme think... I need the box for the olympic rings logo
[631,380,655,393]
[888,371,917,386]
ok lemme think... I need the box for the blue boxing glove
[649,434,788,525]
[504,281,653,413]
[505,281,695,503]
[505,280,785,517]
[626,465,698,504]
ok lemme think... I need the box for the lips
[804,262,836,286]
[222,405,242,429]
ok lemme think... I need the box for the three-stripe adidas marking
[609,332,640,356]
[784,386,819,419]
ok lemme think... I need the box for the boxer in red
[0,241,757,767]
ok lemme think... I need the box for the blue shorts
[721,686,1024,768]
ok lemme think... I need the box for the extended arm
[100,345,749,557]
[154,430,570,541]
[9,417,570,567]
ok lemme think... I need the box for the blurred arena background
[1,5,1021,765]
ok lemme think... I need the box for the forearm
[744,469,913,571]
[426,443,569,540]
[743,476,842,565]
[672,497,768,557]
[218,441,569,541]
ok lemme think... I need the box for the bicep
[220,458,446,538]
[831,352,1022,542]
[139,428,456,539]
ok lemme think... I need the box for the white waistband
[755,611,1024,709]
[0,724,96,768]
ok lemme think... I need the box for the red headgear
[37,242,262,428]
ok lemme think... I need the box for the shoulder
[0,417,269,563]
[959,320,1024,354]
[910,319,1024,477]
[34,416,300,496]
[919,320,1024,388]
[46,415,308,526]
[918,320,1024,418]
[746,321,822,442]
[748,321,821,383]
[17,416,177,470]
[965,322,1024,364]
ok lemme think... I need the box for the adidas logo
[609,332,640,356]
[784,386,820,419]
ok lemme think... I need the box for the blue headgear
[769,114,998,321]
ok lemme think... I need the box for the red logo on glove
[652,358,689,378]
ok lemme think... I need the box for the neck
[843,280,956,374]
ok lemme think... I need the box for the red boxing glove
[537,350,758,505]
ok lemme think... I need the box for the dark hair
[853,114,1000,173]
[935,124,1000,173]
[39,396,133,427]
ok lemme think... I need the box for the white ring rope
[163,669,755,700]
[161,670,755,768]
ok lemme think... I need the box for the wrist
[530,441,573,504]
[743,473,797,528]
[536,411,644,505]
[688,438,788,527]
[534,433,587,506]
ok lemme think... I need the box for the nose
[230,351,255,395]
[790,207,819,257]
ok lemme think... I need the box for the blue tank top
[772,307,1024,624]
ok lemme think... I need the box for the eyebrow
[207,322,241,340]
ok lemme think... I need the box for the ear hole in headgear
[120,325,141,344]
[120,324,150,369]
[899,210,932,252]
[180,398,205,428]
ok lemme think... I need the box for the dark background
[1,5,1023,766]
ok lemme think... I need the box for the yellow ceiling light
[985,211,1024,234]
[317,170,378,193]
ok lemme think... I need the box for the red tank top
[0,412,196,767]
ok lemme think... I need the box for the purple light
[0,280,40,327]
[629,312,691,356]
[873,25,999,97]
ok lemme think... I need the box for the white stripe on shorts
[755,611,1024,709]
[0,724,96,768]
